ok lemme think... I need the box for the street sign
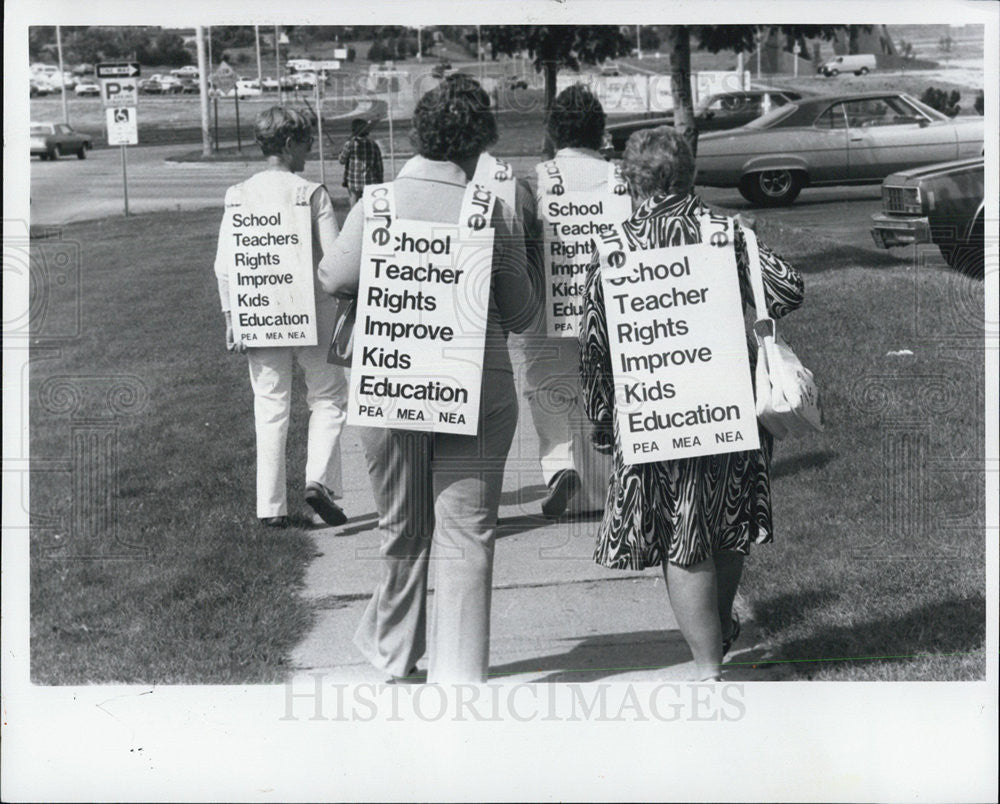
[97,62,140,78]
[106,107,138,146]
[371,70,408,79]
[333,48,348,60]
[212,62,238,94]
[312,60,341,71]
[101,78,138,108]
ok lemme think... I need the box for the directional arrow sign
[97,62,141,78]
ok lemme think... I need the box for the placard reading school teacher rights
[223,202,318,346]
[600,214,759,464]
[348,189,494,436]
[541,192,631,338]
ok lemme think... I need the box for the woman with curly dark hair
[319,74,539,683]
[510,83,628,518]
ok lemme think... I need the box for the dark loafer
[723,612,741,656]
[259,515,290,528]
[541,469,582,518]
[305,482,348,527]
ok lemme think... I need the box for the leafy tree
[477,25,630,111]
[669,25,853,156]
[150,31,192,66]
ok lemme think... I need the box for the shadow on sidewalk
[487,629,692,682]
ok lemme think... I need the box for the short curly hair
[621,126,696,198]
[411,74,498,162]
[546,84,606,151]
[255,106,314,156]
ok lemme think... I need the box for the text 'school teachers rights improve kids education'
[222,205,319,346]
[540,162,631,338]
[600,213,759,465]
[347,182,496,436]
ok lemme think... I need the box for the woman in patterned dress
[580,126,804,681]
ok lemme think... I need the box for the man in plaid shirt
[339,118,384,205]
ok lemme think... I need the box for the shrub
[974,91,984,116]
[920,87,961,117]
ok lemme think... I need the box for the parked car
[171,65,199,78]
[74,80,101,97]
[179,78,200,94]
[30,121,93,160]
[292,72,317,89]
[603,89,806,157]
[30,79,51,97]
[870,157,985,278]
[139,78,163,94]
[149,74,184,94]
[695,92,984,206]
[235,79,263,98]
[817,53,877,77]
[260,76,281,92]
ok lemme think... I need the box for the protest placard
[221,186,318,347]
[347,183,495,435]
[599,213,759,464]
[539,162,631,338]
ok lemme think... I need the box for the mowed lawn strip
[29,207,985,683]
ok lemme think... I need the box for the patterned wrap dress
[580,191,805,569]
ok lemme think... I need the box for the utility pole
[56,25,69,124]
[756,27,762,80]
[275,25,282,104]
[636,24,642,60]
[196,26,211,158]
[477,25,483,80]
[255,25,263,86]
[417,26,422,62]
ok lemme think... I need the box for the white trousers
[246,343,348,518]
[509,332,612,513]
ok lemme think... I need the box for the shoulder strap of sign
[536,159,563,195]
[363,182,397,256]
[458,178,497,237]
[606,160,628,196]
[294,181,321,206]
[473,152,516,209]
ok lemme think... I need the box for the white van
[818,54,876,76]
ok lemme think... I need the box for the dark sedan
[871,157,985,278]
[603,90,805,156]
[30,121,93,160]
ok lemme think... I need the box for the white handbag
[743,226,824,439]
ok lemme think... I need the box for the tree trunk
[667,26,697,158]
[541,59,559,159]
[543,59,558,111]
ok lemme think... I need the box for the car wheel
[52,145,62,159]
[828,68,840,76]
[858,67,870,75]
[77,146,87,159]
[739,170,803,207]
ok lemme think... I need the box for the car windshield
[901,94,949,122]
[31,124,53,135]
[743,103,797,129]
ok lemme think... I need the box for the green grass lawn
[28,206,985,683]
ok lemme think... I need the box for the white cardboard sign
[600,213,759,464]
[348,183,495,435]
[539,178,631,338]
[221,193,318,347]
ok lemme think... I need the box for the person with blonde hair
[213,106,349,529]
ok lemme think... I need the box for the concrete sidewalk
[291,391,788,684]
